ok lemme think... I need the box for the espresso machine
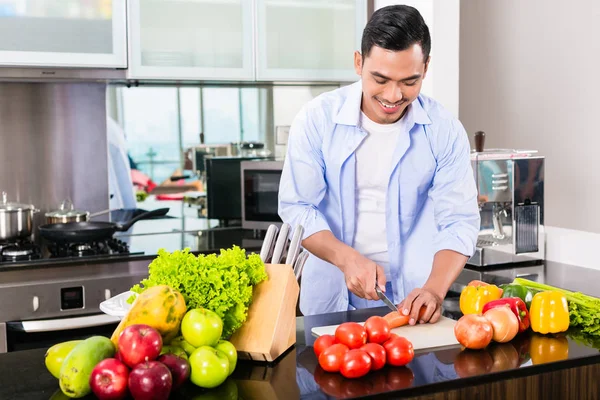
[467,131,545,267]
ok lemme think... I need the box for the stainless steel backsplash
[0,82,109,241]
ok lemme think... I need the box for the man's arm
[400,118,480,324]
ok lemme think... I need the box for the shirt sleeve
[429,119,480,257]
[278,105,332,240]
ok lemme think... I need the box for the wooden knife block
[229,263,299,363]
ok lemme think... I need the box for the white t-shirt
[354,112,406,279]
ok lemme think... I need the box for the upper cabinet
[127,0,255,81]
[255,0,367,82]
[0,0,127,68]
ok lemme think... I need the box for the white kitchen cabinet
[127,0,255,81]
[255,0,367,82]
[0,0,126,68]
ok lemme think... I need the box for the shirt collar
[333,80,432,127]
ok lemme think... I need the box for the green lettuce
[129,246,268,338]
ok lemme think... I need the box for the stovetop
[0,238,143,267]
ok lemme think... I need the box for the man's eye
[374,79,387,85]
[405,80,418,86]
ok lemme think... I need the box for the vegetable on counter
[500,284,538,309]
[459,282,503,315]
[529,291,570,334]
[483,306,519,343]
[482,297,530,333]
[529,334,569,365]
[129,246,268,339]
[512,278,599,335]
[383,307,426,328]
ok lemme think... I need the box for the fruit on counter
[454,314,494,349]
[383,307,426,328]
[335,322,368,349]
[118,324,163,368]
[382,334,414,367]
[459,283,503,315]
[512,278,600,338]
[339,349,372,379]
[89,358,130,400]
[128,361,172,400]
[214,340,238,376]
[318,343,350,373]
[529,333,569,364]
[189,346,230,389]
[364,316,391,344]
[483,297,530,333]
[360,343,387,370]
[529,291,570,334]
[159,345,188,360]
[129,247,268,339]
[484,306,519,343]
[170,336,197,356]
[314,334,337,357]
[111,285,186,348]
[59,336,116,398]
[157,354,191,390]
[45,340,83,379]
[500,284,538,309]
[181,308,223,348]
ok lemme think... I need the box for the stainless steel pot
[45,199,90,224]
[0,191,39,240]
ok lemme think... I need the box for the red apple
[118,324,163,368]
[89,358,129,400]
[114,351,124,362]
[157,353,190,389]
[128,361,172,400]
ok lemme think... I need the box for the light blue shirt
[278,80,480,316]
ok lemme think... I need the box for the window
[114,85,268,184]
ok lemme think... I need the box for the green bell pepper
[500,284,538,309]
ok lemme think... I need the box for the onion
[454,314,494,349]
[484,306,519,343]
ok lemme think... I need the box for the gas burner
[47,238,131,258]
[0,241,42,262]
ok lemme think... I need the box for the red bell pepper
[482,297,530,333]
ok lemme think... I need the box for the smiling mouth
[378,99,402,108]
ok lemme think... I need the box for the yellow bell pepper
[530,334,569,364]
[459,284,503,314]
[529,291,570,334]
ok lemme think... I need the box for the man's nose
[383,84,403,104]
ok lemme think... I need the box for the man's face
[354,44,429,124]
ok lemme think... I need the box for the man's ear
[354,51,363,76]
[423,56,431,78]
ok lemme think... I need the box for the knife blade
[375,285,397,313]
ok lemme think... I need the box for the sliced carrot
[383,307,427,329]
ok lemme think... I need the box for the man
[278,5,480,324]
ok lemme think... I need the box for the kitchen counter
[3,261,600,399]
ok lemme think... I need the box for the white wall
[459,0,600,269]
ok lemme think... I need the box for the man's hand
[399,287,443,325]
[338,252,386,301]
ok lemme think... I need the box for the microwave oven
[241,160,284,230]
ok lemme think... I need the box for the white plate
[99,291,137,318]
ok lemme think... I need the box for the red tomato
[314,334,337,357]
[383,336,414,367]
[335,322,367,349]
[360,343,386,370]
[318,343,349,372]
[340,349,372,379]
[363,316,391,344]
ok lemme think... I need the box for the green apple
[214,340,237,375]
[160,345,188,360]
[170,336,196,356]
[189,346,229,389]
[181,308,223,348]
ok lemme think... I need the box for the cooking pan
[38,208,170,243]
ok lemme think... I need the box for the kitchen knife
[375,285,398,313]
[294,250,309,280]
[271,223,290,264]
[285,224,304,266]
[260,224,279,263]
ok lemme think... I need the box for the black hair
[361,5,431,62]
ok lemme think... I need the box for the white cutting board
[311,316,459,352]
